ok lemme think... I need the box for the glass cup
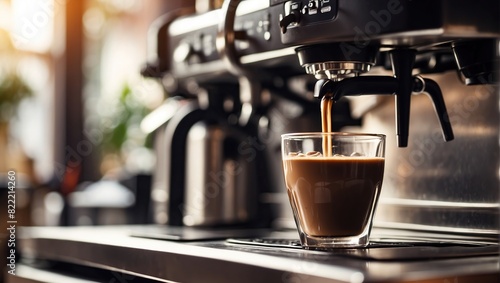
[281,132,385,249]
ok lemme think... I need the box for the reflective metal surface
[18,226,500,283]
[184,121,256,226]
[348,71,500,235]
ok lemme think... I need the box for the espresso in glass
[284,155,384,237]
[281,133,385,249]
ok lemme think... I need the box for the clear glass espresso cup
[281,132,386,249]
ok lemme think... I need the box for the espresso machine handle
[217,0,262,127]
[414,77,455,142]
[217,0,245,77]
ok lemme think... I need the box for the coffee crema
[283,156,385,237]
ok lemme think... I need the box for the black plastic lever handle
[279,10,300,34]
[421,78,455,142]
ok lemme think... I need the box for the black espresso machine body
[144,0,500,235]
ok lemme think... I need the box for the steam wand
[217,0,261,127]
[314,49,454,147]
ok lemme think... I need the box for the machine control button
[258,14,272,41]
[321,5,331,13]
[264,31,271,40]
[192,34,203,52]
[308,0,318,15]
[173,42,192,63]
[202,34,214,57]
[308,0,317,9]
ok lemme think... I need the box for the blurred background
[0,0,197,228]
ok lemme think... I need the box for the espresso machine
[144,0,499,238]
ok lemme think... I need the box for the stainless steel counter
[15,225,500,283]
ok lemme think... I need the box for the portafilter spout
[311,48,454,147]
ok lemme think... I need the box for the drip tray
[226,238,499,261]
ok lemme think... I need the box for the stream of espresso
[321,96,334,156]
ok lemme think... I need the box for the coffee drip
[320,97,334,156]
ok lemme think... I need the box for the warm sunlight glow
[10,0,56,52]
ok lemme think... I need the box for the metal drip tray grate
[226,238,499,261]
